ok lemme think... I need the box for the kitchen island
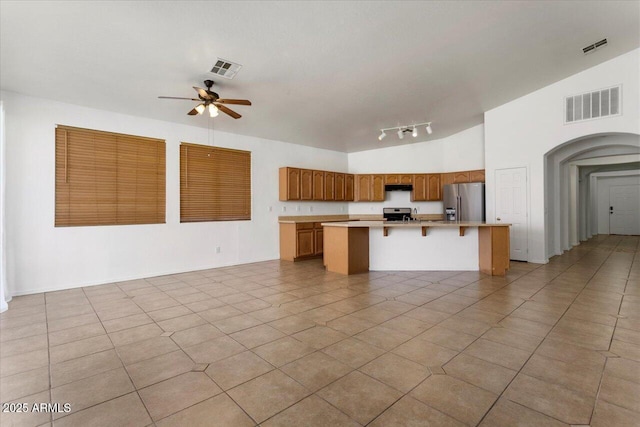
[321,221,510,276]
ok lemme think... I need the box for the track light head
[378,121,431,141]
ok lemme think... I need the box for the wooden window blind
[180,143,251,222]
[55,125,165,226]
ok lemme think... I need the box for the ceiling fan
[158,80,251,119]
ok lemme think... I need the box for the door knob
[496,217,501,221]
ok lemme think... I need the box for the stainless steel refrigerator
[443,183,485,221]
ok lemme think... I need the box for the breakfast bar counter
[321,220,511,276]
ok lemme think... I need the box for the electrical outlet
[215,247,221,254]
[282,206,286,212]
[296,205,301,212]
[268,206,272,212]
[309,206,313,212]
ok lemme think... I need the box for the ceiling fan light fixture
[209,104,219,117]
[412,126,418,138]
[378,130,386,141]
[195,104,206,115]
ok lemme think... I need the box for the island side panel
[478,226,510,276]
[324,226,369,275]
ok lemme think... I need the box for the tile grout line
[587,236,638,425]
[475,237,626,426]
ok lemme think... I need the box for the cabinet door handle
[496,217,501,221]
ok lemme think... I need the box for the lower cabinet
[280,222,325,261]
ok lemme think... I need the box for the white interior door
[495,167,528,261]
[610,185,640,235]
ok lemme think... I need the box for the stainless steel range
[383,207,413,222]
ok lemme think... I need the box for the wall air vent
[565,85,621,124]
[210,58,242,79]
[582,38,607,54]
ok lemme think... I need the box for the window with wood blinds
[55,126,166,227]
[180,143,251,222]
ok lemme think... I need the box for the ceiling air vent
[565,85,621,124]
[582,38,608,54]
[210,58,242,79]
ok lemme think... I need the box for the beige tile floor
[1,234,638,426]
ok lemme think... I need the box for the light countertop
[321,220,511,228]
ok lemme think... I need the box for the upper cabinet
[469,169,485,182]
[281,167,482,202]
[355,174,371,201]
[324,172,335,201]
[453,171,470,183]
[279,167,300,200]
[412,174,442,201]
[312,170,324,200]
[371,174,385,201]
[345,174,354,201]
[427,174,441,201]
[335,173,345,201]
[279,167,353,202]
[385,174,413,185]
[412,174,427,201]
[355,174,385,202]
[300,169,313,200]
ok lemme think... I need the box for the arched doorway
[544,133,640,258]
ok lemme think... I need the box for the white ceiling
[1,1,638,152]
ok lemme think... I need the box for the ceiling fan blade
[216,99,252,106]
[159,96,200,101]
[187,108,199,116]
[193,87,213,100]
[216,104,241,119]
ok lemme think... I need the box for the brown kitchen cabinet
[453,171,470,183]
[324,172,335,201]
[413,174,442,201]
[385,174,413,185]
[335,173,345,201]
[300,169,313,200]
[345,174,354,201]
[469,169,485,182]
[355,174,371,201]
[427,174,441,201]
[371,174,385,201]
[312,170,324,200]
[279,167,300,200]
[412,174,427,201]
[280,222,325,261]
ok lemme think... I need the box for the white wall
[485,48,640,263]
[0,102,8,312]
[347,124,484,215]
[2,91,348,296]
[596,174,640,234]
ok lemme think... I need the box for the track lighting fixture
[378,122,432,142]
[195,104,206,114]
